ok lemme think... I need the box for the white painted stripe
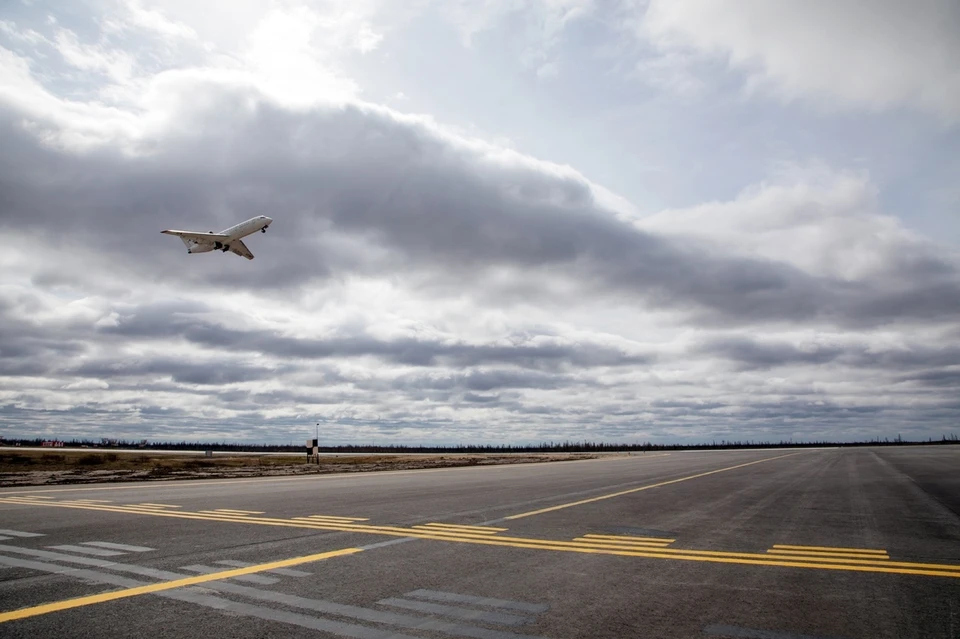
[377,597,534,626]
[48,545,125,557]
[214,559,311,577]
[0,529,44,538]
[0,555,423,639]
[81,542,155,552]
[405,589,550,614]
[0,549,551,639]
[180,564,280,585]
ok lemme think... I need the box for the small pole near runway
[305,437,319,464]
[306,422,319,466]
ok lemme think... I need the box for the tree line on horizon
[1,433,957,453]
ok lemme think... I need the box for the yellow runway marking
[574,537,672,548]
[768,549,889,561]
[211,509,265,515]
[582,534,675,543]
[771,544,887,555]
[130,504,181,510]
[504,452,803,520]
[0,547,361,624]
[415,523,507,534]
[135,503,180,508]
[1,496,959,580]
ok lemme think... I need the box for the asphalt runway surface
[0,446,958,638]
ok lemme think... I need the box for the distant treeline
[2,433,958,453]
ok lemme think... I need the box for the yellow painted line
[504,452,803,520]
[0,547,361,624]
[2,497,959,580]
[292,517,371,523]
[71,500,112,504]
[136,503,179,508]
[772,544,887,555]
[413,526,499,535]
[582,534,676,543]
[418,523,508,532]
[303,515,369,522]
[211,509,265,515]
[573,537,672,547]
[768,549,889,560]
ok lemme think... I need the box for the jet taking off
[162,216,272,260]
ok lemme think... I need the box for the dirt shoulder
[0,449,605,487]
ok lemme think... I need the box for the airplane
[161,216,272,260]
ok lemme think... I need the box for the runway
[0,446,958,638]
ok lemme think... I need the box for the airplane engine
[184,240,214,254]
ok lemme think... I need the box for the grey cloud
[899,369,960,388]
[2,72,960,445]
[69,358,287,385]
[393,369,571,392]
[99,304,648,370]
[2,90,958,328]
[462,392,501,403]
[697,336,960,374]
[697,337,846,370]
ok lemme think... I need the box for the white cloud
[53,28,136,83]
[105,0,199,41]
[637,163,960,282]
[0,19,49,46]
[640,0,960,123]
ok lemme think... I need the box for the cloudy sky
[1,0,958,446]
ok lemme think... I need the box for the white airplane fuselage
[191,216,272,253]
[162,216,272,260]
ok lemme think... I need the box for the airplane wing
[227,239,254,260]
[161,230,231,242]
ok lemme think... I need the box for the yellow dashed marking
[1,496,958,579]
[415,523,507,535]
[771,544,888,555]
[582,534,675,543]
[768,549,889,561]
[211,509,265,515]
[574,538,673,548]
